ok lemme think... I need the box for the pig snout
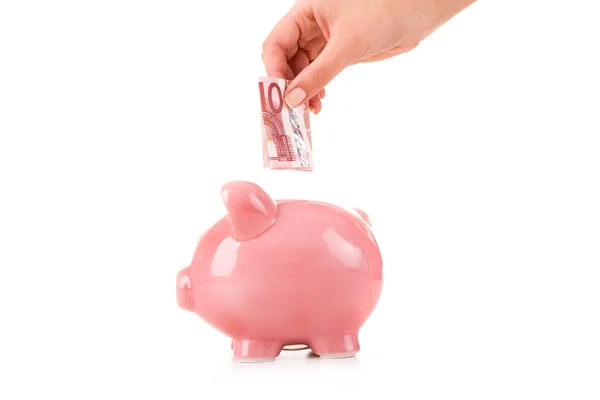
[176,266,194,312]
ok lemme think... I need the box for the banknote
[259,77,314,171]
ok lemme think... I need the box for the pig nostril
[179,275,191,289]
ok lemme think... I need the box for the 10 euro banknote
[259,77,314,171]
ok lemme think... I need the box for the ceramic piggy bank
[176,180,383,362]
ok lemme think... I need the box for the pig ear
[221,181,278,241]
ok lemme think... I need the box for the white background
[1,0,599,398]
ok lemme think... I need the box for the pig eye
[179,275,191,289]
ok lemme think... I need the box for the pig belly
[194,274,381,343]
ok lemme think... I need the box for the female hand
[262,0,476,114]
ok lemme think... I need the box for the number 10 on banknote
[259,77,314,171]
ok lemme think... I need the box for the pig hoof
[310,333,360,358]
[232,339,282,362]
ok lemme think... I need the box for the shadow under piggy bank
[176,180,383,362]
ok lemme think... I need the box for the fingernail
[285,88,307,108]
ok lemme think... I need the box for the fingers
[290,49,322,114]
[289,49,311,77]
[284,35,354,108]
[291,39,326,114]
[263,6,336,113]
[309,96,322,114]
[262,10,301,79]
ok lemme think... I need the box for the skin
[262,0,477,114]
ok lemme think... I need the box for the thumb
[284,35,354,109]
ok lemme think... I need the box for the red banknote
[259,77,314,171]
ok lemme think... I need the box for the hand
[262,0,476,114]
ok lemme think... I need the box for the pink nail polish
[285,88,307,108]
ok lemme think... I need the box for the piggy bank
[176,180,383,362]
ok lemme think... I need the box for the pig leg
[232,339,283,363]
[310,333,360,358]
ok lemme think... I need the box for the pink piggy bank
[176,180,383,362]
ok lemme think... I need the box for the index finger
[262,11,301,80]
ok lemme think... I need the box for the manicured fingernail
[285,88,306,108]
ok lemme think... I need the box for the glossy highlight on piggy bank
[176,180,383,362]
